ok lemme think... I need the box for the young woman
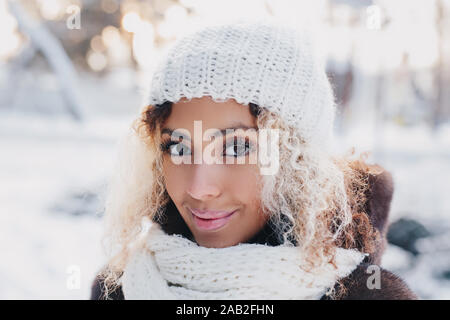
[91,21,417,300]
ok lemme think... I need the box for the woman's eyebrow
[161,124,258,140]
[161,128,175,136]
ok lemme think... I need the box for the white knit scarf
[121,223,366,300]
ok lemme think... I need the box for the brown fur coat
[90,167,418,300]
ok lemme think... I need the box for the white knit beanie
[147,20,336,149]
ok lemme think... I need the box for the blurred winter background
[0,0,449,299]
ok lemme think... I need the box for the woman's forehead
[162,97,256,131]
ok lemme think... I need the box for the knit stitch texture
[121,223,366,300]
[147,21,336,149]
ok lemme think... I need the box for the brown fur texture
[90,166,418,300]
[362,166,394,265]
[322,264,418,300]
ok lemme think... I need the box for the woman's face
[160,96,269,248]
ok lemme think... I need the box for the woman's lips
[189,208,237,231]
[189,208,236,219]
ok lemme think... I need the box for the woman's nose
[186,163,222,201]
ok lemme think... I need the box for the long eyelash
[223,137,253,157]
[160,140,177,153]
[161,138,253,156]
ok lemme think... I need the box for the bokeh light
[121,11,142,33]
[86,50,107,71]
[37,0,66,20]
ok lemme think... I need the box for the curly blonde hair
[98,101,381,298]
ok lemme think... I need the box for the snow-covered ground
[1,79,449,298]
[0,111,135,299]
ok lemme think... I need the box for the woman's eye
[170,143,191,156]
[162,141,191,157]
[224,138,252,157]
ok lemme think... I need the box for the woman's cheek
[228,165,261,202]
[162,161,186,198]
